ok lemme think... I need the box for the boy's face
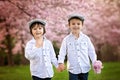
[32,24,44,39]
[68,19,83,34]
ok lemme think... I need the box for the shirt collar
[31,35,47,42]
[69,32,83,38]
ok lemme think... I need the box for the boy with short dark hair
[58,14,102,80]
[25,19,58,80]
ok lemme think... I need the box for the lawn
[0,62,120,80]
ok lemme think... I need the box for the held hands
[57,63,65,72]
[93,60,103,74]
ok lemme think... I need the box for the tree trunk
[0,56,4,66]
[6,26,14,66]
[20,34,28,64]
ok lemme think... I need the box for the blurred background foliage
[0,0,120,66]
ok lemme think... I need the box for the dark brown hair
[68,17,84,25]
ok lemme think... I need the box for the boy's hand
[57,63,65,72]
[93,60,103,74]
[57,67,62,72]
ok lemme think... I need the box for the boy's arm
[57,38,67,72]
[49,41,58,68]
[25,41,39,60]
[87,38,97,64]
[87,38,103,74]
[58,38,67,64]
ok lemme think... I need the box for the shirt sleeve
[88,38,97,64]
[25,41,39,60]
[49,41,58,68]
[58,38,67,63]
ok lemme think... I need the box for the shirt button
[45,60,47,62]
[77,49,80,51]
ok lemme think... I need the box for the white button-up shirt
[58,32,97,74]
[25,38,58,78]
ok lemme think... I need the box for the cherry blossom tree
[0,0,120,65]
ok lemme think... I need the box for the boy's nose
[36,28,40,31]
[75,24,78,26]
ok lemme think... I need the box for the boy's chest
[66,38,88,51]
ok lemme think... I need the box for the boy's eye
[33,28,37,30]
[33,27,42,30]
[71,23,80,25]
[39,27,42,29]
[77,23,80,25]
[72,23,75,25]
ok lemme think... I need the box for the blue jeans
[69,72,89,80]
[32,76,51,80]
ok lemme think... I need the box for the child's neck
[35,36,44,48]
[72,32,80,39]
[35,36,43,40]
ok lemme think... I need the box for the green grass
[0,65,31,80]
[0,62,120,80]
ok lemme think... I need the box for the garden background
[0,0,120,80]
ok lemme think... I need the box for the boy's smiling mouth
[73,27,80,30]
[36,33,41,35]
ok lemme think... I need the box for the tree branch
[7,0,32,17]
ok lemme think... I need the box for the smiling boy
[58,14,97,80]
[25,19,58,80]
